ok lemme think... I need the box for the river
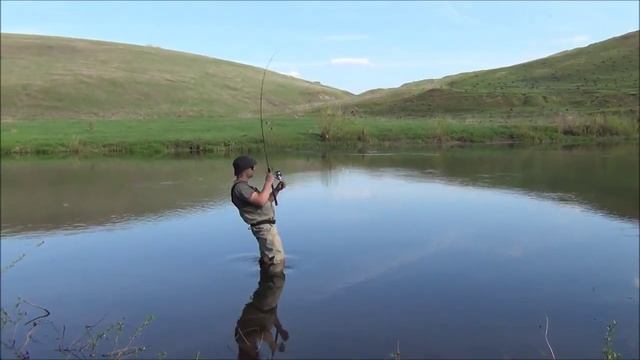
[1,143,638,359]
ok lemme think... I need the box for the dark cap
[233,155,257,175]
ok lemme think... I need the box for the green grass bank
[2,114,637,156]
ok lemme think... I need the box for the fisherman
[231,155,286,272]
[234,268,289,360]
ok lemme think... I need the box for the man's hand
[278,327,289,341]
[275,181,286,192]
[265,171,275,185]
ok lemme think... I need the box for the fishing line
[259,51,282,206]
[259,52,277,172]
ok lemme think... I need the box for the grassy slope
[337,31,639,119]
[1,32,638,155]
[0,33,352,120]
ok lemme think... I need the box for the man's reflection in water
[234,266,289,360]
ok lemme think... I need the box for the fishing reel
[270,170,283,207]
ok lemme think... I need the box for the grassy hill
[1,31,638,155]
[0,33,352,121]
[335,31,639,120]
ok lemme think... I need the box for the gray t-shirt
[231,180,275,225]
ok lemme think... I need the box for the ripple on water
[224,252,298,272]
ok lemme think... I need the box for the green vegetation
[1,297,155,360]
[1,243,157,360]
[2,113,637,155]
[0,33,351,121]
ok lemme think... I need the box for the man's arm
[274,314,289,341]
[248,172,275,207]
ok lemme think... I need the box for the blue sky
[2,1,638,94]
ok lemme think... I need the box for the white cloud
[322,34,369,42]
[284,70,301,78]
[330,57,371,66]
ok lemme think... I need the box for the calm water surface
[1,144,638,359]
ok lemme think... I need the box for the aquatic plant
[603,320,623,360]
[1,298,155,360]
[1,254,27,274]
[545,314,557,360]
[1,241,157,360]
[389,339,400,360]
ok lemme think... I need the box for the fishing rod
[259,52,282,206]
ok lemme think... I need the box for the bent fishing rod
[259,53,282,206]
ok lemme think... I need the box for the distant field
[2,114,637,155]
[0,33,352,121]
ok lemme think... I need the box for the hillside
[337,31,639,119]
[1,32,638,155]
[0,33,353,121]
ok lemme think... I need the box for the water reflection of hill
[1,159,235,235]
[1,144,637,236]
[330,144,639,221]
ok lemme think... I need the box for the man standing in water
[231,155,286,272]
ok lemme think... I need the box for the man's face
[246,165,255,178]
